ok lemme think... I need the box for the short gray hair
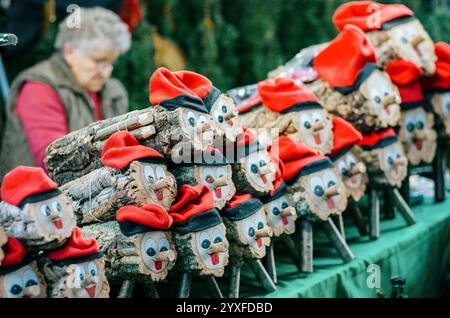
[55,7,131,54]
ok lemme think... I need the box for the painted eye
[144,165,156,183]
[77,265,86,281]
[281,201,289,209]
[187,111,196,127]
[337,160,348,177]
[328,180,336,187]
[158,238,170,252]
[312,111,323,122]
[314,186,324,197]
[300,113,312,130]
[416,121,424,130]
[323,170,338,188]
[144,238,157,257]
[212,229,224,245]
[217,115,224,123]
[248,227,255,237]
[259,160,267,167]
[201,239,211,249]
[146,247,156,256]
[88,262,98,277]
[251,164,258,174]
[346,153,357,169]
[384,91,389,96]
[406,122,415,132]
[155,166,166,180]
[401,36,408,44]
[40,204,51,217]
[388,156,394,165]
[272,207,280,216]
[198,115,207,124]
[52,201,62,213]
[222,105,228,113]
[374,96,381,104]
[23,268,38,288]
[304,121,312,129]
[214,236,223,244]
[198,232,211,250]
[310,176,324,197]
[257,221,264,230]
[205,175,214,183]
[217,167,226,177]
[5,274,23,297]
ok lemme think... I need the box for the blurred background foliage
[2,0,450,111]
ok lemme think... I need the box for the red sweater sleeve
[14,81,68,170]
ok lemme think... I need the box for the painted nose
[23,285,41,297]
[50,210,60,220]
[214,176,228,187]
[383,96,396,107]
[280,207,296,217]
[325,186,339,198]
[155,250,176,262]
[196,122,211,133]
[259,165,272,175]
[414,130,426,140]
[312,122,324,132]
[209,242,228,254]
[81,276,98,288]
[349,162,366,176]
[394,157,407,166]
[224,112,236,121]
[255,227,273,239]
[154,179,168,190]
[411,35,425,48]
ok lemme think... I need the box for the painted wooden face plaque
[333,149,368,202]
[430,92,450,135]
[0,167,76,251]
[209,94,242,142]
[0,237,46,298]
[261,186,297,237]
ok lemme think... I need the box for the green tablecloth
[232,198,450,298]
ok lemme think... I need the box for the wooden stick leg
[281,235,302,272]
[300,219,313,272]
[202,276,224,298]
[348,200,368,236]
[177,272,192,298]
[322,219,355,263]
[383,189,396,220]
[332,214,346,241]
[400,172,411,206]
[433,146,445,203]
[369,189,380,240]
[228,265,241,298]
[392,188,416,225]
[265,242,277,284]
[117,279,135,298]
[143,280,159,298]
[248,260,277,293]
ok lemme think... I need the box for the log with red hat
[60,131,177,225]
[0,236,47,298]
[80,202,176,296]
[386,59,437,165]
[306,24,402,134]
[0,166,76,251]
[168,146,236,210]
[39,227,110,298]
[332,1,436,76]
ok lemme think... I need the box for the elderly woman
[0,7,131,178]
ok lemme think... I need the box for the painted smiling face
[379,142,408,187]
[23,193,76,242]
[0,261,46,298]
[399,108,437,165]
[135,161,177,210]
[359,69,401,127]
[193,223,229,274]
[431,92,450,135]
[197,165,236,209]
[236,209,272,258]
[296,109,333,155]
[242,151,276,193]
[137,231,176,280]
[333,150,368,202]
[264,195,297,237]
[181,108,214,148]
[301,167,347,221]
[210,94,242,142]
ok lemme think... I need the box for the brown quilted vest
[0,52,129,180]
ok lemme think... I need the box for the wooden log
[248,259,277,293]
[332,214,346,242]
[172,223,229,277]
[169,164,236,210]
[369,189,380,240]
[281,235,302,272]
[265,243,277,284]
[0,260,47,298]
[300,218,313,273]
[392,188,417,225]
[45,106,215,185]
[143,280,160,298]
[383,189,396,220]
[201,276,224,298]
[117,280,135,298]
[0,194,76,251]
[39,255,110,298]
[177,272,192,298]
[228,265,241,298]
[433,145,446,203]
[321,219,355,263]
[208,93,243,142]
[61,161,177,225]
[81,221,176,282]
[365,18,436,76]
[347,199,368,237]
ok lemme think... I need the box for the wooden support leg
[321,219,355,263]
[332,214,346,241]
[202,276,224,298]
[281,235,302,272]
[348,199,368,236]
[228,265,241,298]
[248,260,277,293]
[392,188,416,225]
[300,219,313,273]
[143,280,159,298]
[265,242,277,284]
[400,170,411,206]
[433,145,445,203]
[177,272,192,298]
[369,189,380,240]
[383,189,396,220]
[117,279,135,298]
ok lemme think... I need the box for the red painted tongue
[394,166,399,175]
[281,217,288,225]
[261,175,267,184]
[326,198,335,209]
[156,190,164,201]
[53,219,63,229]
[210,252,219,265]
[385,106,391,115]
[314,134,322,145]
[227,119,233,126]
[414,140,423,151]
[350,176,357,185]
[155,261,162,270]
[86,285,96,298]
[256,238,262,248]
[214,187,222,198]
